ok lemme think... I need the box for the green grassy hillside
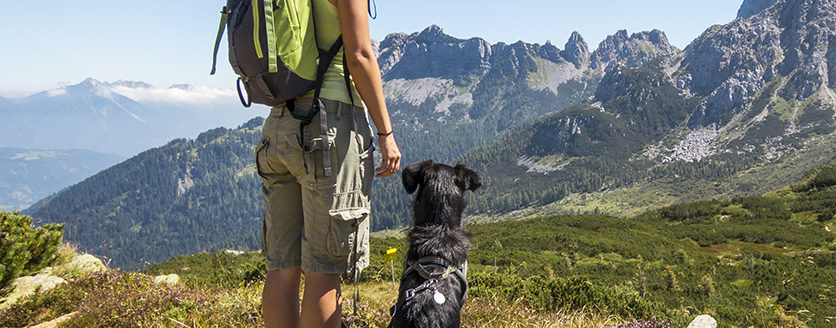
[8,166,835,327]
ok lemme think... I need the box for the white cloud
[111,85,236,103]
[47,89,67,97]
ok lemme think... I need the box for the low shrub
[469,270,671,320]
[1,210,63,291]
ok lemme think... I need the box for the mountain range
[23,0,836,269]
[0,79,257,209]
[465,0,836,218]
[0,78,255,157]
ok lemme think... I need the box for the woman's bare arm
[336,0,401,177]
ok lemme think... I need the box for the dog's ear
[402,160,434,194]
[454,164,482,192]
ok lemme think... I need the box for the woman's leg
[300,271,342,328]
[263,267,303,328]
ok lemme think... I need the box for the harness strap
[401,257,469,303]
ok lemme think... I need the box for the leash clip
[404,278,437,301]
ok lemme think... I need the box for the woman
[258,0,401,327]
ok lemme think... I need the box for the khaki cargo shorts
[257,98,373,274]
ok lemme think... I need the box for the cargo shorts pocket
[255,137,270,180]
[332,159,373,258]
[326,213,363,260]
[324,186,370,258]
[255,136,290,190]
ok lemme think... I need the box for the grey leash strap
[351,219,360,316]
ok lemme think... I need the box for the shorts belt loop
[320,102,332,177]
[336,103,343,121]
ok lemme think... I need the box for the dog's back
[389,161,481,328]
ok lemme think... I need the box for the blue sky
[0,0,743,97]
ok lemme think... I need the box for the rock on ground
[687,314,718,328]
[0,274,66,310]
[27,312,77,328]
[153,273,180,285]
[58,254,106,275]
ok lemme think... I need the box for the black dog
[388,160,481,328]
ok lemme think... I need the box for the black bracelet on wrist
[377,130,393,137]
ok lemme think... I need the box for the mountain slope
[27,119,264,269]
[0,148,124,211]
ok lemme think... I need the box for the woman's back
[310,0,362,106]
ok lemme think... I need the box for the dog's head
[402,160,481,226]
[402,160,481,195]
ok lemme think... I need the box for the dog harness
[390,256,468,316]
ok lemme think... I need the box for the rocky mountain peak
[380,32,409,50]
[737,0,778,18]
[561,31,590,67]
[539,40,563,63]
[679,0,836,127]
[639,29,669,46]
[591,29,678,69]
[416,25,451,44]
[380,25,491,80]
[81,77,101,87]
[65,78,108,96]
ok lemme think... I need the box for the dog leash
[350,220,361,316]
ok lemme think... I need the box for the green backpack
[210,0,351,118]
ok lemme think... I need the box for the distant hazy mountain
[0,78,256,157]
[0,148,123,211]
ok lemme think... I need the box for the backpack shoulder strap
[210,7,229,75]
[312,36,344,101]
[342,50,355,106]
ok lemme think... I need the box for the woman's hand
[375,134,401,177]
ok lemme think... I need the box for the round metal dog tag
[433,291,446,305]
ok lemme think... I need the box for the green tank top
[305,0,363,107]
